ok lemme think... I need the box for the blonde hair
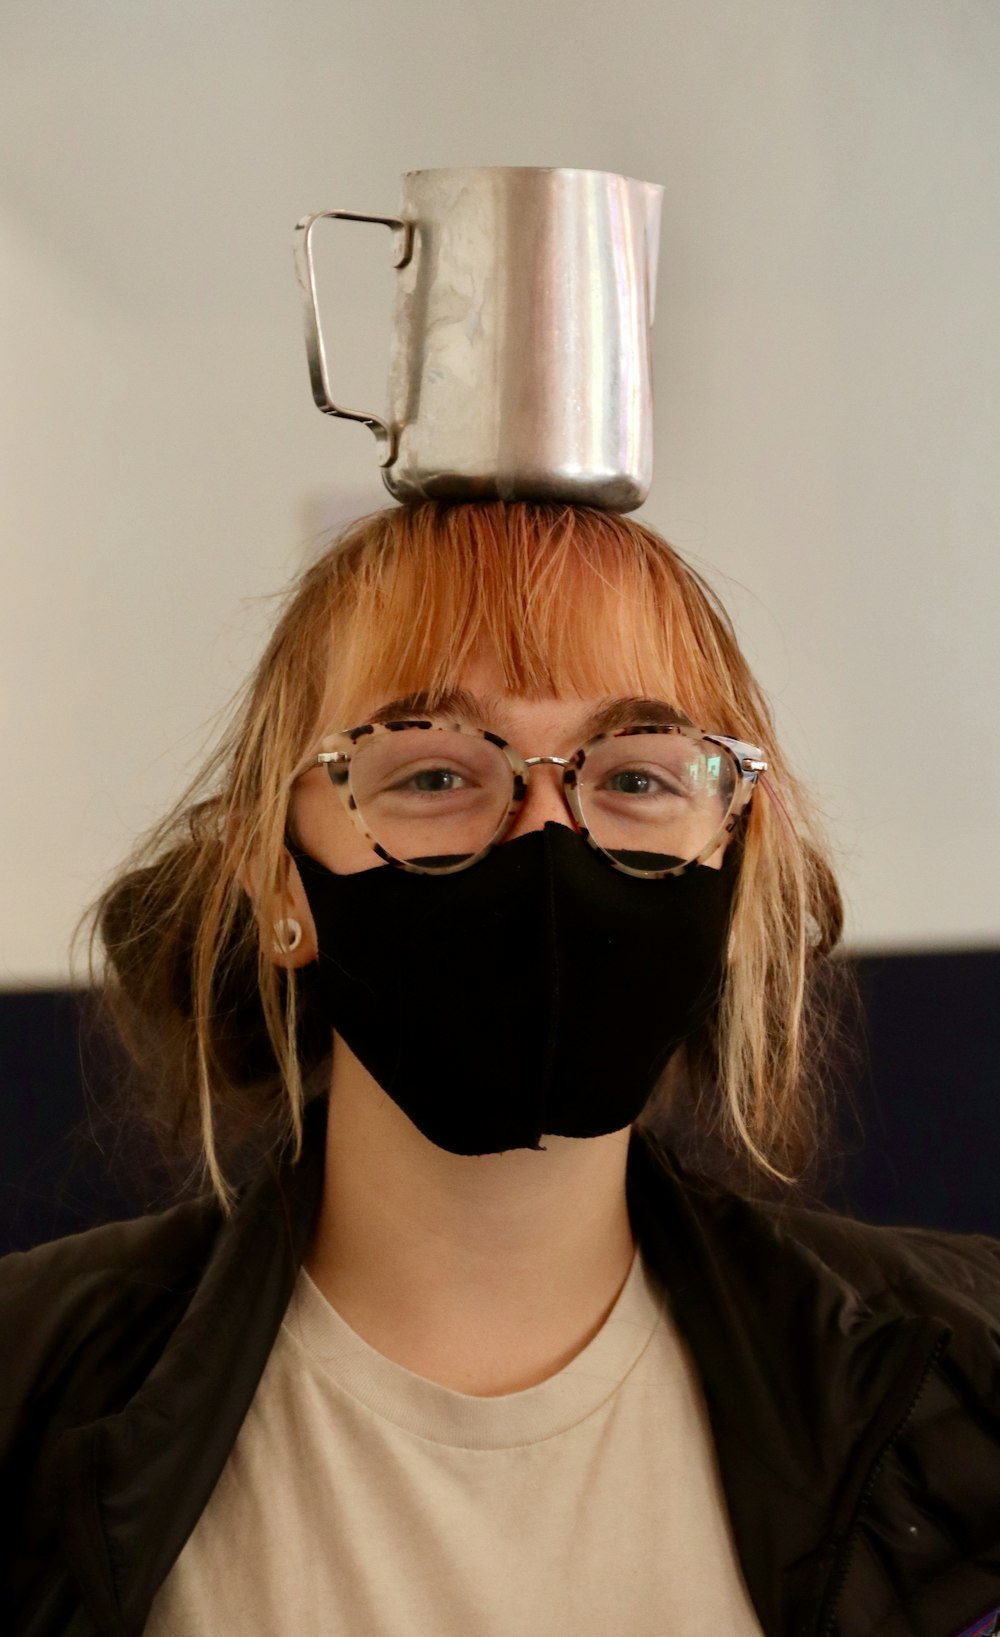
[82,502,844,1213]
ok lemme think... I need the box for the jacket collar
[56,1097,974,1636]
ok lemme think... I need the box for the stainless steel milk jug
[294,166,663,511]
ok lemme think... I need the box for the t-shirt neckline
[279,1246,670,1449]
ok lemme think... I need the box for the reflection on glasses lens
[345,727,737,871]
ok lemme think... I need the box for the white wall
[2,0,998,985]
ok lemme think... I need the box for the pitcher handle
[294,209,414,467]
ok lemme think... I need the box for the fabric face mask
[287,821,737,1155]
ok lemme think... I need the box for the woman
[4,502,1000,1637]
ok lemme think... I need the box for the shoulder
[0,1199,220,1421]
[634,1127,1000,1326]
[0,1195,220,1305]
[758,1194,1000,1326]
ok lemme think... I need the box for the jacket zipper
[816,1333,948,1637]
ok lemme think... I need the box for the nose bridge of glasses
[510,752,577,830]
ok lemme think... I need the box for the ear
[236,846,318,970]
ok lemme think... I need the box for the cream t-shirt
[145,1246,763,1635]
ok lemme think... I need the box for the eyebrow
[366,688,691,739]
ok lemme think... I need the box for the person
[3,501,1000,1637]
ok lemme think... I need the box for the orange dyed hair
[82,502,844,1212]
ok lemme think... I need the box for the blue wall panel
[2,951,998,1254]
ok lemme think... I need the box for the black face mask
[287,822,737,1155]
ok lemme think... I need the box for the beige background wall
[2,0,998,985]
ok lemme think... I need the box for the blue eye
[608,770,656,795]
[600,767,685,799]
[405,767,469,793]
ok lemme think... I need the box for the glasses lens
[578,729,737,869]
[349,729,512,867]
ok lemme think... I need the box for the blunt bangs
[315,504,752,744]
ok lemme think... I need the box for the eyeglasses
[308,712,768,878]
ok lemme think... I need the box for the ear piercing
[273,918,303,954]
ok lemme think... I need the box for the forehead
[360,684,693,742]
[361,645,686,734]
[315,629,703,738]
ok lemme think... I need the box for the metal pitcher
[294,167,663,512]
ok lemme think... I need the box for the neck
[303,1032,637,1396]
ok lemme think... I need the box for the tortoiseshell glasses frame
[306,712,768,879]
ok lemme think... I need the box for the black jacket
[4,1095,1000,1637]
